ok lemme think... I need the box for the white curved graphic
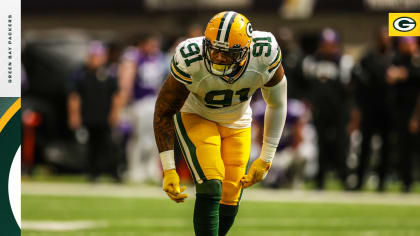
[8,146,21,228]
[393,17,416,32]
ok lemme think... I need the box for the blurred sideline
[22,181,420,205]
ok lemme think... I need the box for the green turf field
[22,194,420,236]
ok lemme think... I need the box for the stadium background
[21,0,420,235]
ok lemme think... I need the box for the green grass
[24,166,420,193]
[22,195,420,236]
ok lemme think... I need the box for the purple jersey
[123,48,166,100]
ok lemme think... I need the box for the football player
[153,11,287,236]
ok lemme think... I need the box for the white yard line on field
[22,181,420,205]
[22,220,107,231]
[22,181,167,198]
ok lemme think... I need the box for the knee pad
[196,179,222,198]
[221,181,242,205]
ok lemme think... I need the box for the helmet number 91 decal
[180,43,203,67]
[252,37,272,57]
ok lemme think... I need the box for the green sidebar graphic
[0,97,21,235]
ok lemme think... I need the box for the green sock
[218,204,239,236]
[194,193,221,236]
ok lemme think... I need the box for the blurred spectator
[187,24,204,38]
[252,98,317,189]
[119,35,166,182]
[22,34,84,158]
[106,41,124,78]
[22,64,44,175]
[276,27,306,99]
[410,95,420,134]
[22,64,29,93]
[67,41,122,182]
[387,37,420,192]
[120,35,167,102]
[105,41,130,172]
[351,26,393,191]
[302,28,354,190]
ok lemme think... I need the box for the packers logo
[246,22,253,37]
[393,17,416,32]
[389,13,420,36]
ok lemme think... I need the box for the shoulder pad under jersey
[251,31,282,82]
[170,37,204,85]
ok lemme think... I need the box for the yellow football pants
[174,112,251,206]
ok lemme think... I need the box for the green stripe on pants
[174,113,207,183]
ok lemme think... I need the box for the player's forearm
[153,89,181,153]
[153,77,189,153]
[154,95,185,171]
[154,111,178,171]
[154,111,176,153]
[261,76,287,162]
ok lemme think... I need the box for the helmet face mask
[203,11,252,77]
[203,38,248,76]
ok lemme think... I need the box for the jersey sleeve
[170,41,193,85]
[259,32,282,83]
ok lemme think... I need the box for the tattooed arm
[155,74,190,202]
[154,74,190,154]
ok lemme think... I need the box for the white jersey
[170,31,282,129]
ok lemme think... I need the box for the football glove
[241,158,272,188]
[163,169,188,203]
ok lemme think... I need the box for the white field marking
[21,181,420,206]
[22,220,107,231]
[23,219,187,231]
[22,182,175,199]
